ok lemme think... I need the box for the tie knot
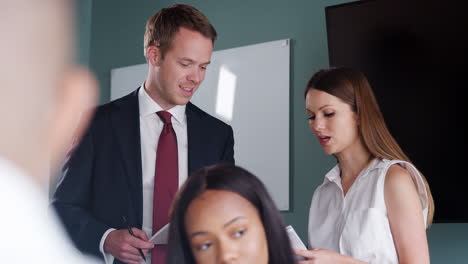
[157,111,172,124]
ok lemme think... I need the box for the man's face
[150,27,213,110]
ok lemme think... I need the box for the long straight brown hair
[305,67,434,226]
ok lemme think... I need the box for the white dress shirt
[0,157,99,263]
[100,85,188,264]
[308,159,429,264]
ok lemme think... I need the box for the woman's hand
[294,248,367,264]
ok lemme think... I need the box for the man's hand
[104,228,154,264]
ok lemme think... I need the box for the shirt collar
[324,158,382,184]
[324,164,341,185]
[138,83,186,124]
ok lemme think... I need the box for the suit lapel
[186,102,204,175]
[110,89,143,227]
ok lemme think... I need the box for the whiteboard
[111,39,290,210]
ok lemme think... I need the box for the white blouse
[308,159,428,264]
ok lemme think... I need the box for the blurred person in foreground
[0,0,98,262]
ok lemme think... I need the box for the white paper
[286,225,307,261]
[149,223,170,245]
[286,225,306,250]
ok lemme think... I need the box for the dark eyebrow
[319,104,332,110]
[306,104,332,113]
[189,216,246,239]
[223,216,246,228]
[190,231,208,239]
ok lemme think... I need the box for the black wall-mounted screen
[326,0,467,222]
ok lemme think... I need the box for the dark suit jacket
[51,89,234,260]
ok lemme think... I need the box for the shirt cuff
[100,228,116,264]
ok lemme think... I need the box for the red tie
[152,111,178,264]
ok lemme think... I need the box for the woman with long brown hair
[296,67,434,263]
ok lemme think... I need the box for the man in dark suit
[52,4,234,264]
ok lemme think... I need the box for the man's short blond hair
[143,4,217,60]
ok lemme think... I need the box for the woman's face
[305,88,360,155]
[185,189,269,264]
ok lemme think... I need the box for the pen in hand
[122,216,147,262]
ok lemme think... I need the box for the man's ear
[46,67,98,171]
[147,45,162,66]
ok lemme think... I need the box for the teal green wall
[80,1,468,263]
[427,224,468,263]
[76,0,92,66]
